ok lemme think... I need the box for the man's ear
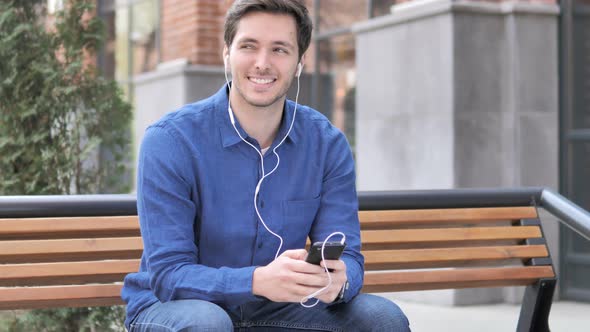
[299,54,306,69]
[296,55,306,77]
[223,46,229,69]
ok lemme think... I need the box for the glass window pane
[115,6,129,84]
[572,3,590,129]
[99,0,114,12]
[316,34,356,148]
[569,264,590,288]
[131,0,159,74]
[371,0,397,18]
[570,141,590,210]
[98,2,116,80]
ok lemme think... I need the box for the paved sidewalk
[392,299,589,331]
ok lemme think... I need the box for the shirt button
[258,243,263,249]
[260,200,264,208]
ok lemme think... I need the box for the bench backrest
[359,206,555,293]
[0,216,141,309]
[0,206,555,310]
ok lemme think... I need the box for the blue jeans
[128,294,410,331]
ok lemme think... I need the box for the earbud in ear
[296,63,303,77]
[224,55,229,69]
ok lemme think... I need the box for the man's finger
[320,259,346,271]
[281,249,308,260]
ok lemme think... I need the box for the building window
[98,0,160,101]
[311,0,366,149]
[310,0,398,150]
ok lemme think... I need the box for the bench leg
[516,278,557,332]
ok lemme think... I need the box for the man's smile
[248,76,276,85]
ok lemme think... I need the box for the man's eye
[241,44,254,49]
[274,48,288,54]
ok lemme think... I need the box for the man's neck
[229,94,284,149]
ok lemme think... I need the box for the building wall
[354,0,559,305]
[354,7,455,190]
[453,3,559,190]
[160,0,229,65]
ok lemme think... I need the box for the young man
[122,1,410,331]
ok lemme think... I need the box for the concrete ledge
[352,0,559,34]
[453,0,559,15]
[134,59,224,84]
[352,0,452,33]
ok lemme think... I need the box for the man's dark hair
[224,0,313,60]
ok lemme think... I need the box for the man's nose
[255,51,271,71]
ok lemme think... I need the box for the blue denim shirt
[121,85,364,328]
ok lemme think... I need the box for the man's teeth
[250,77,273,84]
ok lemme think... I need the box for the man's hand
[252,249,347,303]
[313,259,347,303]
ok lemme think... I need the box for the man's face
[226,12,301,110]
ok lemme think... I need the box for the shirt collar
[215,83,299,149]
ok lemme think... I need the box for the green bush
[0,0,132,330]
[0,0,132,195]
[1,307,126,332]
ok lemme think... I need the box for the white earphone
[223,55,340,307]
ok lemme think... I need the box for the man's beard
[234,75,294,109]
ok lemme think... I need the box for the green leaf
[0,7,15,30]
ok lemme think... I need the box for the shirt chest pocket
[281,196,321,248]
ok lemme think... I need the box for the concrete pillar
[353,0,559,305]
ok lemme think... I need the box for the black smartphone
[305,241,346,265]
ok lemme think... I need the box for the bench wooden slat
[0,237,143,263]
[362,266,555,293]
[0,266,556,309]
[0,284,124,310]
[0,259,141,287]
[0,216,139,240]
[363,245,548,270]
[0,203,556,318]
[359,207,537,228]
[361,226,541,247]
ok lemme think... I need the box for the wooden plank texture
[363,245,549,270]
[361,226,542,247]
[0,216,139,240]
[0,206,555,309]
[359,207,537,228]
[0,265,555,309]
[0,259,140,286]
[362,266,555,293]
[0,284,124,310]
[0,237,143,263]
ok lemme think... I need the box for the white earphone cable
[225,60,345,308]
[224,59,300,259]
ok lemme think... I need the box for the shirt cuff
[222,266,261,305]
[330,280,349,305]
[340,256,363,303]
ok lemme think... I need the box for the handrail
[0,194,136,217]
[540,188,590,241]
[357,187,590,241]
[357,187,543,209]
[0,187,589,241]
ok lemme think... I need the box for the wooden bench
[0,189,574,331]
